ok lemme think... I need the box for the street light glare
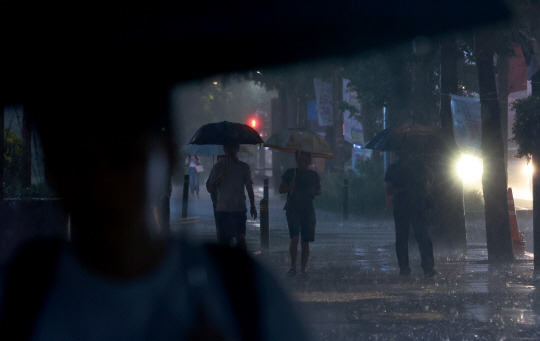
[523,162,534,176]
[456,153,483,184]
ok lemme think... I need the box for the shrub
[463,188,484,212]
[315,159,387,216]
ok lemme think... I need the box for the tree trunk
[496,53,509,171]
[534,153,540,270]
[434,36,467,256]
[475,31,514,263]
[327,72,344,172]
[0,102,3,201]
[271,96,283,192]
[531,71,540,270]
[21,106,32,192]
[272,88,296,191]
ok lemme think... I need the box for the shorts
[215,210,247,239]
[286,208,316,242]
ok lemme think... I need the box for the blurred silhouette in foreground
[279,152,321,280]
[0,72,308,341]
[206,143,257,250]
[384,152,437,278]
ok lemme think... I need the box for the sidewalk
[171,185,540,340]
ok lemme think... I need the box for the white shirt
[207,159,253,212]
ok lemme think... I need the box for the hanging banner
[451,94,481,155]
[307,100,318,121]
[313,78,333,127]
[342,79,364,144]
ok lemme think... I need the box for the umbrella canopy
[264,128,334,159]
[182,144,224,156]
[188,121,264,145]
[364,123,450,153]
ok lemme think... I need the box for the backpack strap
[0,238,64,340]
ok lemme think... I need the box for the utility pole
[532,71,540,270]
[438,36,467,254]
[21,107,32,193]
[271,97,283,192]
[332,72,344,172]
[0,102,3,201]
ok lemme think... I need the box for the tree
[512,94,540,269]
[173,76,275,144]
[435,34,467,255]
[249,62,351,174]
[474,29,514,263]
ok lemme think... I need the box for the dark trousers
[393,205,434,273]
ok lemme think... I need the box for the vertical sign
[451,94,481,155]
[313,78,333,127]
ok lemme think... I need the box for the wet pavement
[171,185,540,340]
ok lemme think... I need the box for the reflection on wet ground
[172,189,540,340]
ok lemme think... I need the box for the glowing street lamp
[456,153,483,185]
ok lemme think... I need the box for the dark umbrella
[188,121,264,145]
[364,123,451,153]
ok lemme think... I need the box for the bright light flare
[456,154,483,184]
[523,163,534,177]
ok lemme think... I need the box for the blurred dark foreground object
[0,237,307,340]
[1,0,511,97]
[0,75,309,340]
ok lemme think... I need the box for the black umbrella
[364,123,451,153]
[188,121,264,145]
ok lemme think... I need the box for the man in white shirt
[206,143,257,250]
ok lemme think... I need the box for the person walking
[279,151,321,280]
[210,155,225,216]
[206,143,257,250]
[384,151,437,278]
[186,155,201,197]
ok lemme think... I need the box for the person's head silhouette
[26,72,178,277]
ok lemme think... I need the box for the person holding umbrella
[279,151,321,280]
[206,142,257,250]
[384,151,437,278]
[265,128,330,280]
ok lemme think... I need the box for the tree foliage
[511,95,540,160]
[172,76,276,144]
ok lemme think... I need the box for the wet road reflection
[172,190,540,340]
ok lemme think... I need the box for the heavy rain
[3,0,540,340]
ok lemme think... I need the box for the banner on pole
[451,94,481,155]
[313,78,333,127]
[307,100,318,121]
